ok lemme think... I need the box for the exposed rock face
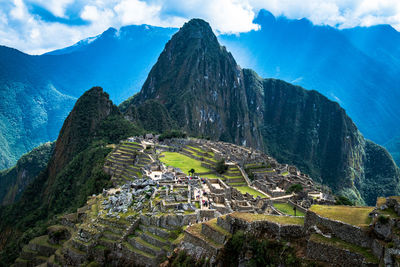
[122,18,400,205]
[123,19,262,148]
[0,142,54,206]
[46,87,119,187]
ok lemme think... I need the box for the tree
[286,184,303,194]
[188,168,195,176]
[216,159,228,174]
[335,195,354,206]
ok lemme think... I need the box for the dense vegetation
[0,87,144,266]
[0,142,54,206]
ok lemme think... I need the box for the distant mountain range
[1,18,399,265]
[1,9,400,170]
[0,25,175,169]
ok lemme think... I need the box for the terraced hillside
[104,141,147,185]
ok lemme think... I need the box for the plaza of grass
[159,151,268,198]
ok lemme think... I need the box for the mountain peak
[125,18,239,108]
[181,18,213,33]
[174,18,219,45]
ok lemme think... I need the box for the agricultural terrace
[274,202,305,216]
[231,212,304,225]
[309,205,374,226]
[235,186,268,198]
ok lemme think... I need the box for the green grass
[231,212,304,225]
[235,186,268,198]
[230,182,247,186]
[202,173,221,179]
[274,203,305,216]
[310,234,378,263]
[224,175,244,179]
[159,152,212,174]
[187,145,206,153]
[309,205,374,226]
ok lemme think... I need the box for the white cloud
[249,0,400,30]
[114,0,161,25]
[27,0,75,18]
[2,0,400,54]
[10,0,28,20]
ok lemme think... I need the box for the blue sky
[1,0,400,54]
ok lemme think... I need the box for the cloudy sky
[1,0,400,54]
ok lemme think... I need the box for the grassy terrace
[310,234,378,264]
[206,218,232,237]
[231,212,304,225]
[274,203,305,217]
[185,146,216,162]
[160,152,212,174]
[235,186,268,198]
[309,205,374,226]
[185,223,223,248]
[376,197,386,207]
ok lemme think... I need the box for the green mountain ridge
[0,87,143,265]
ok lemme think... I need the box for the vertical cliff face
[122,18,399,205]
[242,71,369,202]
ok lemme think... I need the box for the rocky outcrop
[121,18,400,205]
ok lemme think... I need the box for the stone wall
[304,210,373,248]
[181,230,220,264]
[307,238,377,267]
[225,214,304,239]
[201,223,228,244]
[288,200,308,214]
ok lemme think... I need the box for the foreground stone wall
[307,238,377,267]
[225,215,304,239]
[304,210,373,248]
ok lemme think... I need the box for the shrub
[377,215,389,224]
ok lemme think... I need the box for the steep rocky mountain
[0,25,174,170]
[219,10,400,146]
[0,142,54,206]
[0,87,143,265]
[122,19,400,205]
